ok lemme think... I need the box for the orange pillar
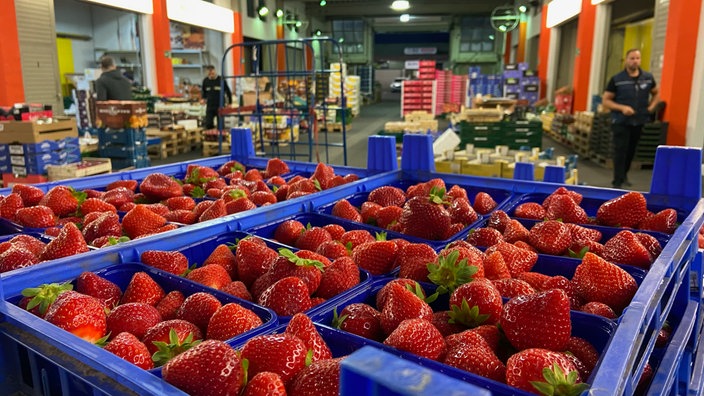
[516,21,527,63]
[660,0,702,146]
[503,31,512,65]
[537,5,551,99]
[231,12,244,76]
[152,0,174,95]
[277,24,286,72]
[572,1,595,112]
[0,0,24,104]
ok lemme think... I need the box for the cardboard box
[0,119,78,144]
[95,101,148,129]
[46,158,112,181]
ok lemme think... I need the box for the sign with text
[404,47,437,55]
[404,60,420,70]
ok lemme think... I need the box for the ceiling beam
[305,1,507,19]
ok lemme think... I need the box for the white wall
[687,0,704,149]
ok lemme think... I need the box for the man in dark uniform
[602,49,660,189]
[201,65,232,129]
[96,56,132,100]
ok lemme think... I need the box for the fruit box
[95,101,148,130]
[0,119,78,144]
[46,158,113,181]
[308,277,617,395]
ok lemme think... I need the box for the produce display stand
[0,131,702,395]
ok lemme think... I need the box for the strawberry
[84,189,104,199]
[164,196,196,211]
[79,198,117,215]
[9,234,46,257]
[361,201,382,224]
[506,348,587,394]
[485,242,538,277]
[443,335,506,382]
[103,187,135,208]
[656,322,672,347]
[197,198,225,221]
[140,250,189,276]
[639,208,677,234]
[321,224,345,240]
[316,256,360,299]
[16,206,57,228]
[316,240,350,259]
[75,271,122,309]
[156,290,186,320]
[545,194,589,224]
[143,319,203,358]
[398,190,452,240]
[352,240,399,276]
[331,199,362,222]
[528,220,573,255]
[175,292,222,333]
[384,318,446,360]
[163,340,243,396]
[397,242,438,282]
[446,325,501,352]
[19,282,73,318]
[106,302,161,339]
[502,219,530,243]
[376,206,404,229]
[636,363,654,395]
[139,173,183,201]
[236,238,278,287]
[39,186,84,218]
[186,264,232,290]
[217,160,246,176]
[430,311,466,337]
[564,336,599,379]
[602,230,652,269]
[287,179,317,198]
[566,223,602,242]
[572,252,638,312]
[513,202,546,220]
[265,158,290,177]
[427,248,483,293]
[288,357,343,396]
[327,175,348,189]
[296,227,333,251]
[268,249,324,295]
[201,244,237,278]
[243,372,286,396]
[249,190,276,207]
[580,301,617,319]
[542,275,583,309]
[120,272,165,306]
[487,210,511,233]
[492,278,536,298]
[274,220,305,246]
[39,222,89,261]
[333,303,383,341]
[473,192,497,215]
[449,278,503,327]
[447,184,468,201]
[118,202,137,212]
[310,162,335,187]
[501,288,572,351]
[379,281,433,335]
[241,333,308,383]
[635,232,662,261]
[0,193,24,220]
[164,210,197,224]
[220,281,253,301]
[122,205,167,239]
[206,302,263,341]
[467,227,504,247]
[482,251,511,280]
[517,272,551,291]
[107,180,138,192]
[406,178,445,199]
[340,230,375,249]
[568,239,605,259]
[0,247,38,273]
[144,203,170,217]
[103,332,154,370]
[542,187,584,207]
[376,279,424,310]
[447,197,478,226]
[286,313,333,362]
[45,291,107,342]
[82,212,122,245]
[596,191,648,228]
[257,276,312,316]
[12,184,44,206]
[368,186,406,207]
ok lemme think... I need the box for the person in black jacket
[96,56,133,101]
[202,65,232,129]
[602,49,660,189]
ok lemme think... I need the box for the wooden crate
[202,141,231,157]
[146,130,189,160]
[0,119,78,144]
[46,158,112,181]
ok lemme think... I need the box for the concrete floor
[156,97,655,192]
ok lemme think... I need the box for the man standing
[201,65,232,130]
[96,56,133,101]
[602,49,660,189]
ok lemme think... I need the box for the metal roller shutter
[651,0,669,84]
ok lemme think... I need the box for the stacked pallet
[635,122,668,165]
[565,112,593,158]
[97,128,150,170]
[587,113,613,166]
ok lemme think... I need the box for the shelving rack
[94,48,143,85]
[218,38,348,165]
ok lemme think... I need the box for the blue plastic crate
[97,127,147,146]
[111,156,151,170]
[689,323,704,395]
[99,142,148,159]
[8,137,80,155]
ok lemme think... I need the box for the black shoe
[622,180,633,187]
[612,183,622,189]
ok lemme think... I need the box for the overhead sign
[166,0,235,33]
[405,60,419,70]
[546,0,582,28]
[404,47,437,55]
[83,0,153,14]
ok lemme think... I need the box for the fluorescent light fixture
[546,0,582,28]
[518,4,527,13]
[315,29,322,36]
[489,34,495,40]
[320,0,327,6]
[257,6,269,17]
[275,8,284,18]
[499,25,507,32]
[295,20,302,27]
[591,0,612,4]
[391,0,410,11]
[83,0,153,14]
[338,37,344,43]
[166,0,235,33]
[400,14,410,22]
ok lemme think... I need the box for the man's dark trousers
[611,123,643,187]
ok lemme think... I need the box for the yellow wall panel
[56,38,74,97]
[622,19,653,71]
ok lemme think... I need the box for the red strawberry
[274,184,290,202]
[492,278,536,299]
[288,357,343,396]
[9,234,46,257]
[142,319,203,357]
[384,318,446,360]
[482,251,511,280]
[220,281,253,301]
[120,272,165,306]
[352,240,398,276]
[144,203,170,217]
[572,253,638,312]
[186,264,232,290]
[175,292,222,333]
[103,187,135,208]
[639,208,677,234]
[45,291,107,343]
[265,158,290,177]
[443,334,506,382]
[316,240,350,259]
[566,223,602,242]
[103,332,154,370]
[361,201,382,224]
[431,311,467,337]
[331,199,362,222]
[542,275,583,309]
[447,184,468,201]
[396,243,438,282]
[296,227,333,251]
[500,288,572,351]
[322,224,345,240]
[339,230,374,249]
[15,206,56,228]
[163,340,243,396]
[249,190,276,207]
[267,250,324,295]
[139,173,183,201]
[164,210,197,224]
[399,192,452,240]
[316,256,360,299]
[635,232,662,261]
[198,198,226,221]
[449,278,503,327]
[327,175,348,189]
[287,179,317,198]
[82,212,121,245]
[596,191,648,228]
[107,180,138,192]
[569,239,605,258]
[206,302,263,341]
[107,302,162,339]
[564,336,599,379]
[376,206,404,229]
[244,169,264,182]
[243,372,286,396]
[139,250,188,276]
[122,205,167,239]
[257,276,312,316]
[217,160,246,176]
[506,348,586,393]
[473,192,497,215]
[517,272,551,291]
[406,178,445,199]
[486,242,538,277]
[602,230,652,269]
[200,244,236,278]
[543,187,583,207]
[528,220,573,255]
[39,186,83,218]
[487,210,511,233]
[446,325,501,352]
[580,301,617,319]
[333,303,384,341]
[164,196,196,211]
[0,193,24,220]
[514,202,546,220]
[0,247,38,273]
[236,238,278,287]
[240,333,308,383]
[467,227,504,247]
[156,290,185,320]
[376,279,425,310]
[274,220,305,246]
[39,222,90,261]
[75,271,122,308]
[12,184,44,206]
[379,281,433,335]
[545,194,589,224]
[79,198,117,215]
[311,162,335,188]
[368,186,406,207]
[448,197,478,226]
[502,219,530,243]
[286,313,333,362]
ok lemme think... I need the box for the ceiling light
[275,8,284,18]
[338,37,344,43]
[315,29,322,36]
[489,34,495,40]
[295,20,302,27]
[498,25,507,32]
[319,0,327,5]
[400,14,410,22]
[257,5,269,17]
[518,5,528,13]
[390,0,410,11]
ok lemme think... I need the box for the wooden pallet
[147,130,190,159]
[202,141,231,156]
[321,123,350,133]
[181,128,203,151]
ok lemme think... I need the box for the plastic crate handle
[230,128,255,160]
[367,135,398,172]
[650,146,702,200]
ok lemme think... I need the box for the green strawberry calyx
[279,248,325,271]
[21,281,73,316]
[567,246,590,259]
[530,362,589,396]
[429,187,449,205]
[427,249,478,294]
[375,232,388,241]
[152,329,201,367]
[447,297,489,327]
[331,307,348,329]
[227,189,248,200]
[189,186,206,198]
[241,359,250,386]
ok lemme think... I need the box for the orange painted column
[516,21,527,63]
[660,0,702,146]
[572,1,596,112]
[504,31,512,65]
[152,0,174,95]
[0,0,24,104]
[231,12,244,76]
[276,24,286,72]
[537,5,551,99]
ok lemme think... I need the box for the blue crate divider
[340,346,492,396]
[689,322,704,395]
[97,127,147,146]
[110,156,151,170]
[689,251,703,353]
[400,134,435,172]
[367,135,398,172]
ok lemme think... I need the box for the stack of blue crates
[503,62,540,104]
[3,137,81,176]
[0,130,702,396]
[97,127,150,170]
[468,66,503,102]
